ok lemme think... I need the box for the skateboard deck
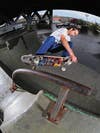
[21,54,72,71]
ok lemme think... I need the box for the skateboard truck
[44,86,70,124]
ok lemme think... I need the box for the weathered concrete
[0,27,100,133]
[1,91,100,133]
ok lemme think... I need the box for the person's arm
[61,34,78,63]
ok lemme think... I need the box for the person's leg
[48,41,73,55]
[48,44,64,53]
[35,36,55,55]
[62,50,69,57]
[61,41,73,57]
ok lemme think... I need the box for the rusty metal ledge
[12,68,93,96]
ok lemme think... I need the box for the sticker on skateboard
[21,54,72,71]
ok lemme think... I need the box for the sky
[39,10,100,24]
[53,10,100,24]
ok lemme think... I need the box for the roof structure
[0,0,99,24]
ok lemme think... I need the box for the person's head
[67,23,80,36]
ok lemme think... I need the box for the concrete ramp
[0,90,43,133]
[0,67,100,133]
[11,68,100,116]
[1,90,100,133]
[36,63,100,116]
[2,91,42,122]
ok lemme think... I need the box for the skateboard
[21,54,72,71]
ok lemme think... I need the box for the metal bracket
[45,87,70,124]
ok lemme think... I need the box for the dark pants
[36,36,73,57]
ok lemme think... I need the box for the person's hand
[70,55,78,63]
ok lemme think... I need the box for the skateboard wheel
[33,57,39,64]
[61,67,66,71]
[67,60,72,65]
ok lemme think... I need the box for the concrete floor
[1,90,100,133]
[0,26,100,133]
[0,67,100,133]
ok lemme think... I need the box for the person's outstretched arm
[61,34,78,63]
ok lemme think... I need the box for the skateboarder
[36,24,80,63]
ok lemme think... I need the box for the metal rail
[12,68,93,96]
[12,68,93,124]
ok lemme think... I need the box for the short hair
[67,23,81,31]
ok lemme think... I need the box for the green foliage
[89,23,100,34]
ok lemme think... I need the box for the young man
[36,24,80,63]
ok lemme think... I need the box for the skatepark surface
[0,27,100,132]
